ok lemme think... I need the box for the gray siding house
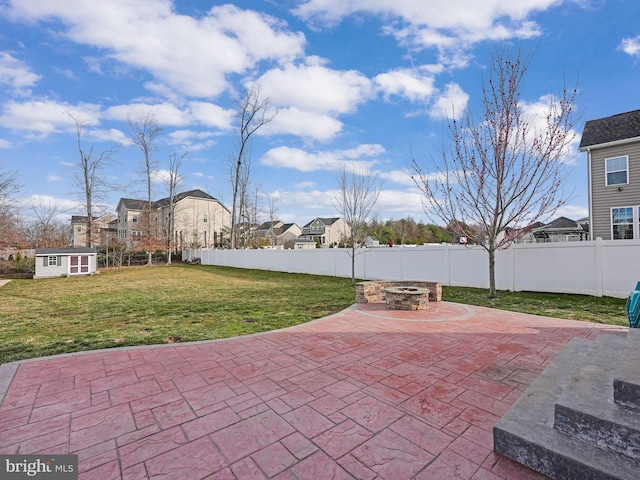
[34,248,97,279]
[579,109,640,240]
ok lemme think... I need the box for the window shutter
[43,257,47,267]
[57,256,61,266]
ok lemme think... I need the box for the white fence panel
[601,240,640,297]
[512,242,599,296]
[183,239,640,298]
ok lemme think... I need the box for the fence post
[595,237,604,297]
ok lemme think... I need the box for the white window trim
[605,155,629,186]
[610,206,638,240]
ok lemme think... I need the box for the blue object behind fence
[626,281,640,328]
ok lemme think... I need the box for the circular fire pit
[384,286,430,311]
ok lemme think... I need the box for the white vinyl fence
[183,238,640,298]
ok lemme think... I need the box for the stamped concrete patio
[0,301,627,479]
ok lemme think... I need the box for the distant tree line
[368,218,453,246]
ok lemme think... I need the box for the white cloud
[4,1,305,98]
[429,82,469,120]
[374,68,437,102]
[0,51,41,92]
[105,101,234,130]
[0,138,11,148]
[261,107,343,141]
[520,94,580,161]
[47,174,62,182]
[21,194,80,217]
[105,102,190,126]
[88,128,131,146]
[256,61,372,114]
[619,36,640,57]
[294,0,552,65]
[555,204,588,220]
[151,169,173,184]
[261,144,386,172]
[380,169,415,186]
[270,186,426,221]
[295,181,317,188]
[167,130,218,151]
[0,99,100,137]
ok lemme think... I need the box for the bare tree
[164,148,186,264]
[334,166,383,286]
[31,197,60,248]
[69,114,117,247]
[129,114,163,265]
[229,86,276,249]
[410,46,578,298]
[0,162,21,248]
[267,194,279,247]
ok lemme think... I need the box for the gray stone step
[553,333,640,460]
[614,328,640,412]
[494,335,640,480]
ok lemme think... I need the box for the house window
[611,207,634,239]
[132,214,138,223]
[48,256,58,266]
[605,156,628,186]
[203,215,208,223]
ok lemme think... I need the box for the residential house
[299,217,350,247]
[34,247,97,279]
[116,189,230,250]
[258,220,302,247]
[580,109,640,240]
[71,214,117,247]
[531,217,588,242]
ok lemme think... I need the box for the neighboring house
[116,189,230,250]
[258,221,302,246]
[71,214,117,247]
[364,236,380,247]
[531,217,588,242]
[257,221,283,239]
[276,223,303,245]
[299,217,350,247]
[34,247,97,279]
[580,109,640,240]
[288,238,317,250]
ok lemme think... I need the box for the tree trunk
[488,247,497,299]
[351,244,356,286]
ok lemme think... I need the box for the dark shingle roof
[579,109,640,149]
[36,248,97,255]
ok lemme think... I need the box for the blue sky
[1,0,639,227]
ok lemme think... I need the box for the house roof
[155,189,226,208]
[258,220,283,229]
[532,217,585,237]
[71,215,98,223]
[303,217,341,228]
[36,247,97,255]
[117,189,230,213]
[118,198,149,211]
[579,109,640,150]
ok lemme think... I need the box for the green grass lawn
[443,286,628,327]
[0,265,355,364]
[0,265,630,364]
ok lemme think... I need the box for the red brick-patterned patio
[0,302,626,479]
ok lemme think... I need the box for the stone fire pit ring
[384,286,430,311]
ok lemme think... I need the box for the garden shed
[34,247,98,279]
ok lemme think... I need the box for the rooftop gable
[579,109,640,150]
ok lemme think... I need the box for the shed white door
[70,255,89,274]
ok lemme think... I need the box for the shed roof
[35,248,97,255]
[579,109,640,150]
